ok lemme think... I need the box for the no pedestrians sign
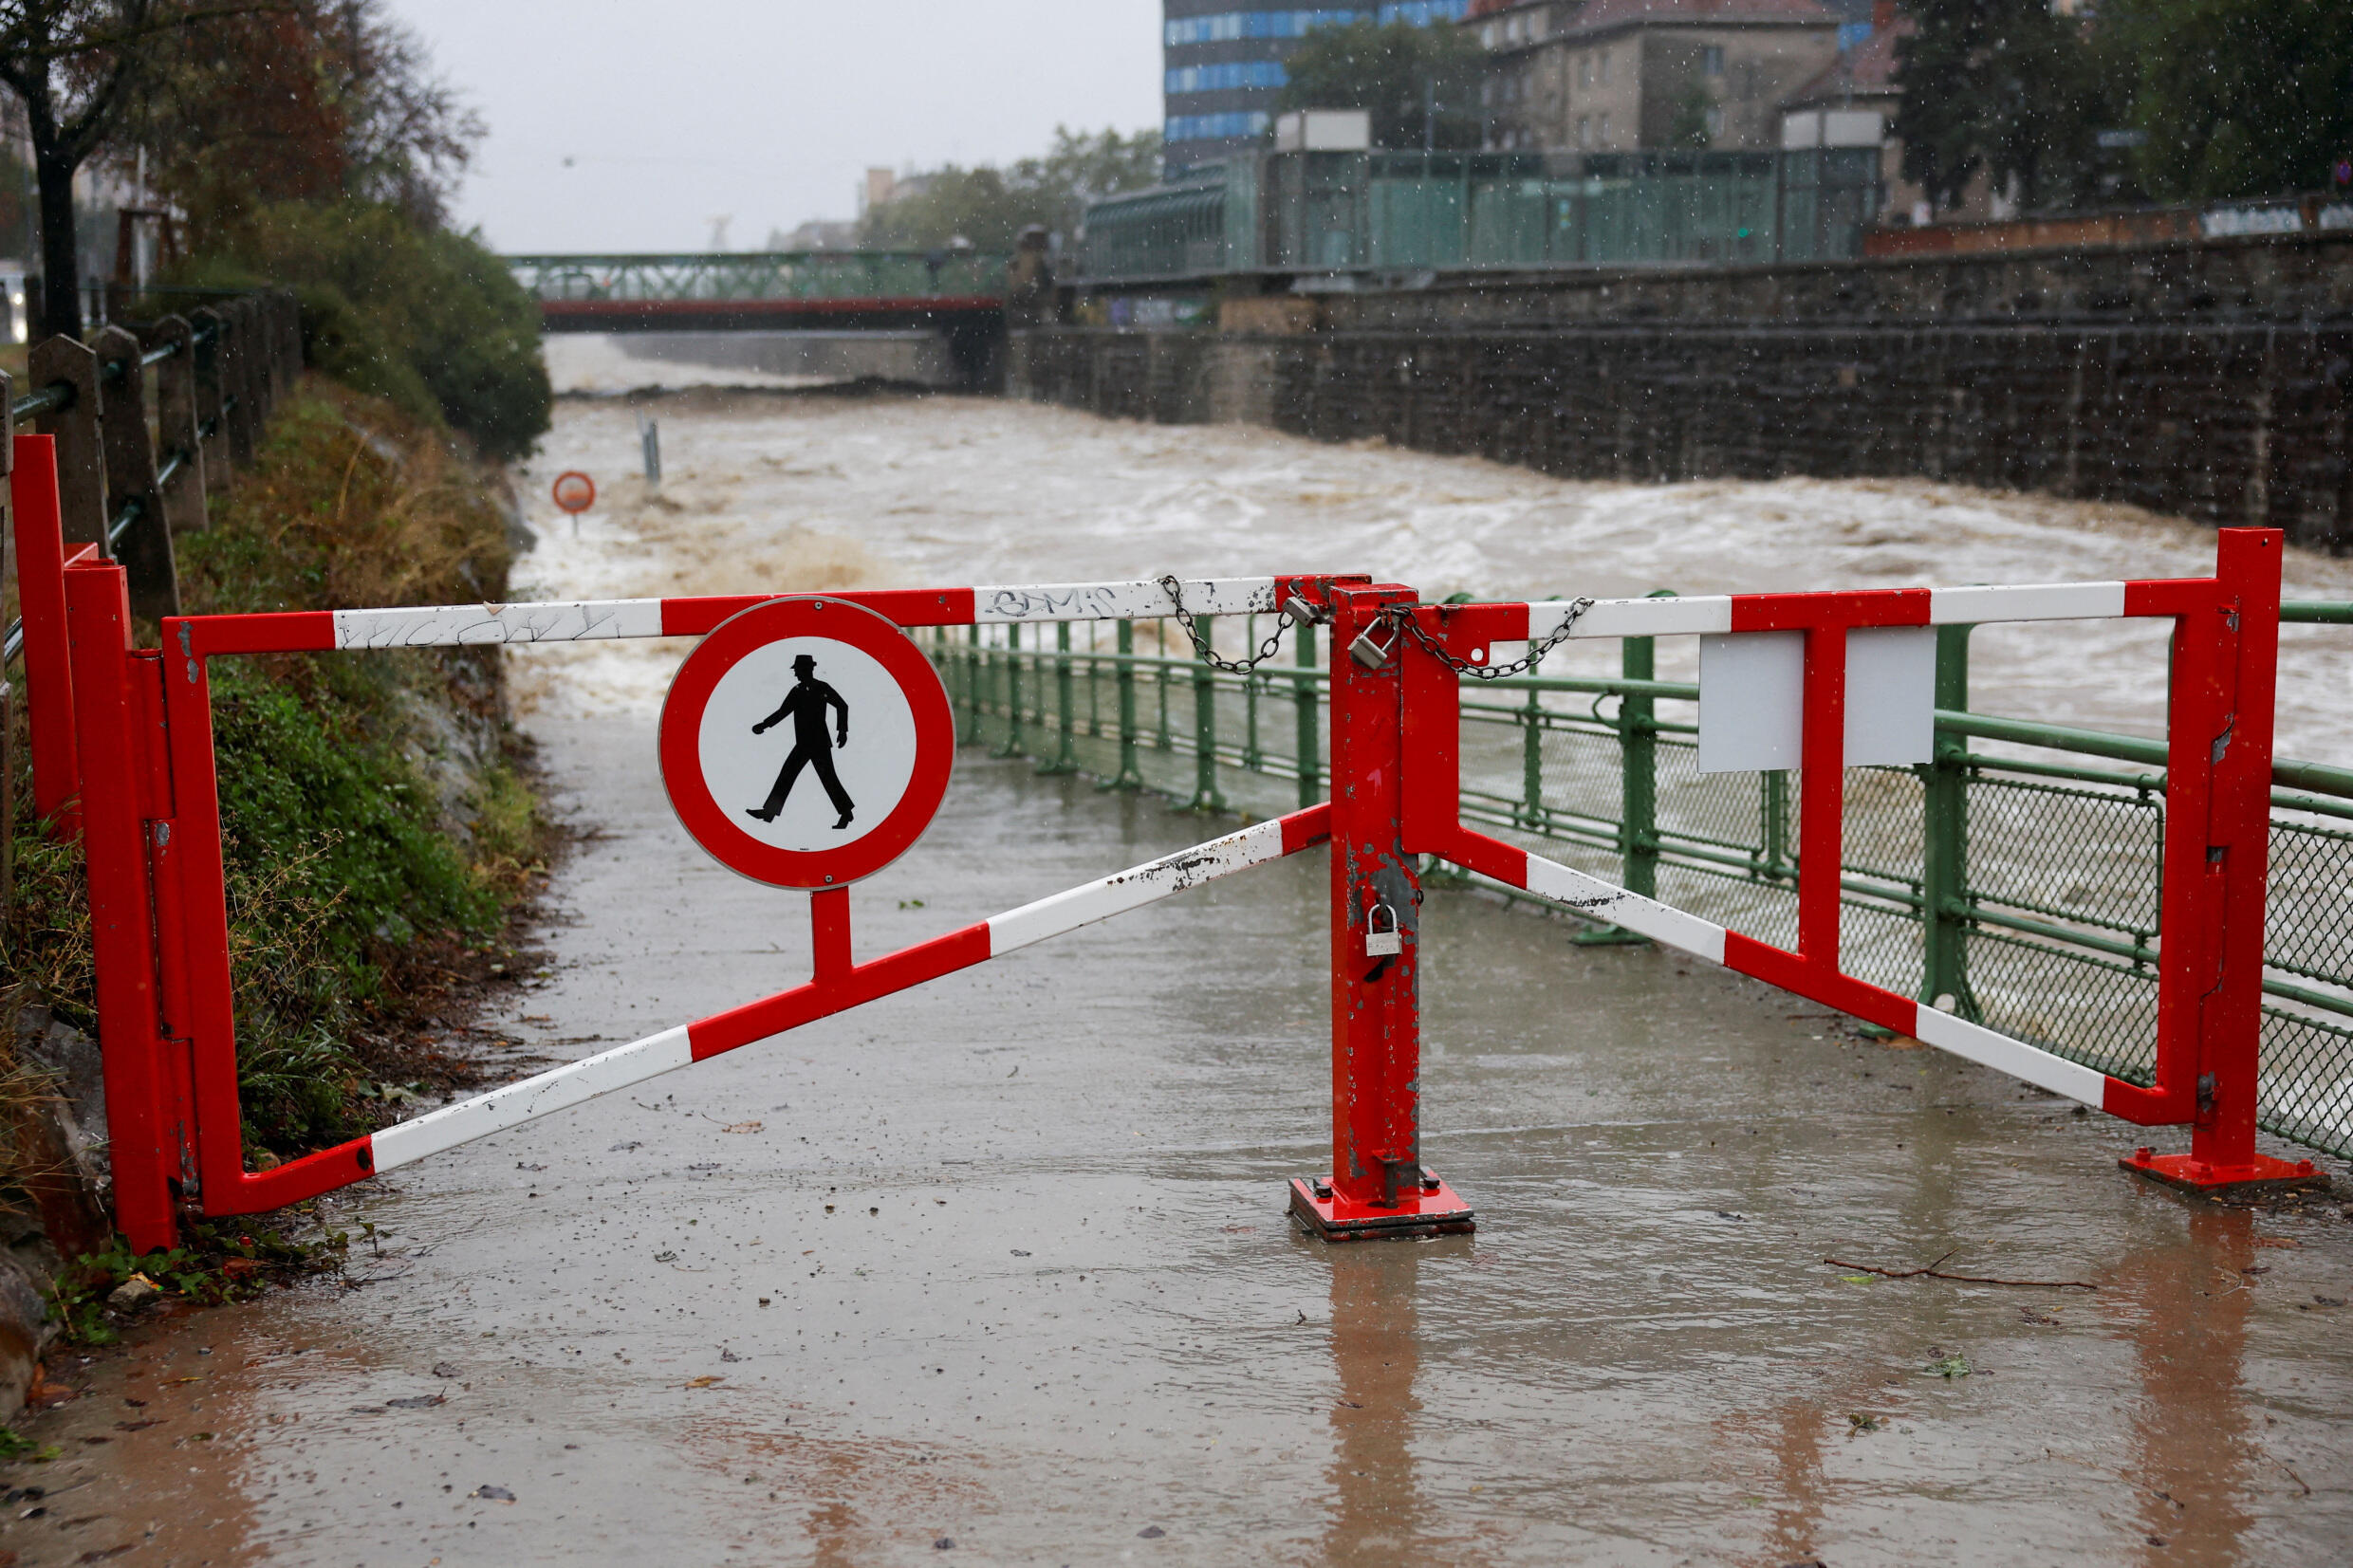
[659,598,954,887]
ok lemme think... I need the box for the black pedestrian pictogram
[748,654,854,829]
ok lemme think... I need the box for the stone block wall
[1011,235,2353,550]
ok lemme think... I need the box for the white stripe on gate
[1911,1005,2108,1107]
[370,1026,694,1171]
[1929,583,2126,624]
[363,816,1310,1173]
[1529,596,1735,641]
[973,578,1277,624]
[335,600,664,649]
[987,817,1292,955]
[1520,851,1732,963]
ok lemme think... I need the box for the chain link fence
[931,611,2353,1159]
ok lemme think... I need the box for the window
[1164,111,1274,143]
[1577,115,1591,149]
[1599,50,1610,84]
[1702,45,1725,77]
[1165,62,1290,95]
[1599,112,1611,145]
[1578,55,1590,88]
[1481,78,1496,106]
[1705,104,1725,138]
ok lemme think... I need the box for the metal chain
[1158,575,1296,675]
[1382,596,1597,681]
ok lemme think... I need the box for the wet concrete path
[10,715,2353,1567]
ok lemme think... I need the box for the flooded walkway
[9,392,2353,1567]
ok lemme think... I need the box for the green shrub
[176,201,551,461]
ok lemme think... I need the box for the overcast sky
[379,0,1165,253]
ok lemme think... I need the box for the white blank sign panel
[1697,626,1936,774]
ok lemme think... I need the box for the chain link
[1158,575,1296,675]
[1382,596,1597,681]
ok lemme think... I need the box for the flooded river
[9,379,2352,1568]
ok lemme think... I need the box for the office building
[1163,3,1473,171]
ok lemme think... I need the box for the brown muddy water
[7,391,2352,1568]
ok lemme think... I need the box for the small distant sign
[2096,130,2149,150]
[1837,21,1873,51]
[551,470,596,514]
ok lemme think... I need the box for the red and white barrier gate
[8,423,2316,1252]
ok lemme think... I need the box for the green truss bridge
[504,250,1010,336]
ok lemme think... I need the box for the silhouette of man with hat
[748,654,854,829]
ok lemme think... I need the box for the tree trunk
[34,142,81,341]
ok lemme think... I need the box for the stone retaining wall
[1016,235,2353,549]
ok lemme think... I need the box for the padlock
[1364,901,1403,958]
[1348,621,1399,671]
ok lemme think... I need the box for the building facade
[1162,2,1473,172]
[1469,0,1842,154]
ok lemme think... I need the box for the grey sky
[380,1,1164,253]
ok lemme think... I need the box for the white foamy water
[509,390,2353,765]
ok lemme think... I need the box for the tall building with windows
[1163,3,1473,172]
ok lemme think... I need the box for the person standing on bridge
[748,654,854,829]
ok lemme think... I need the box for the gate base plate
[2121,1147,2332,1203]
[1288,1174,1474,1242]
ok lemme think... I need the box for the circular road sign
[551,470,597,514]
[658,597,954,889]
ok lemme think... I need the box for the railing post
[1575,610,1662,948]
[1294,618,1320,809]
[92,323,177,620]
[1108,618,1143,790]
[1188,613,1226,812]
[189,305,232,489]
[1039,619,1077,774]
[1242,614,1264,770]
[1517,681,1543,829]
[140,315,209,533]
[31,334,108,551]
[1920,623,1977,1018]
[994,623,1025,758]
[62,552,181,1252]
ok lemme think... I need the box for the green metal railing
[930,606,2353,1160]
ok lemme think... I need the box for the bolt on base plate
[1288,1172,1474,1243]
[2120,1147,2333,1203]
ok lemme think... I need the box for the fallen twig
[1825,1252,2100,1291]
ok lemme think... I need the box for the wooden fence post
[188,305,232,489]
[221,300,258,471]
[139,314,208,533]
[91,324,176,620]
[30,335,109,552]
[282,289,304,378]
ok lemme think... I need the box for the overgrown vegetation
[2,380,547,1162]
[1895,0,2353,212]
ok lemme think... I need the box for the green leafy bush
[176,202,551,462]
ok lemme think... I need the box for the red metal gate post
[2121,527,2323,1197]
[1290,583,1474,1241]
[12,435,82,833]
[64,552,183,1251]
